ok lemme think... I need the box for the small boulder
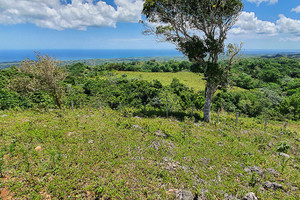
[132,124,142,130]
[224,193,239,200]
[263,181,283,190]
[266,168,279,176]
[175,190,194,200]
[279,152,290,159]
[242,192,258,200]
[244,166,264,176]
[155,130,167,137]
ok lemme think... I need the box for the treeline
[217,57,300,120]
[0,56,299,121]
[72,59,192,73]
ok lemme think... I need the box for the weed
[249,172,259,187]
[276,141,291,153]
[0,151,4,177]
[280,157,289,173]
[9,138,16,156]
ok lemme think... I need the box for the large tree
[142,0,243,122]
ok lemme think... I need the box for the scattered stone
[197,189,208,200]
[175,190,194,200]
[1,114,8,117]
[35,146,42,151]
[167,141,176,150]
[67,132,74,137]
[244,166,264,176]
[88,139,94,144]
[295,138,300,142]
[272,135,278,139]
[279,152,290,159]
[266,168,279,176]
[161,157,182,171]
[217,141,225,146]
[202,157,210,166]
[291,186,298,191]
[155,130,167,137]
[132,124,142,130]
[263,181,283,190]
[149,141,161,150]
[258,187,265,192]
[242,192,258,200]
[224,193,239,200]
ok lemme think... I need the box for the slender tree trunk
[203,81,216,122]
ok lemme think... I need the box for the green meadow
[115,71,244,92]
[0,108,299,199]
[115,71,206,91]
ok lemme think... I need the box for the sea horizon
[0,48,299,63]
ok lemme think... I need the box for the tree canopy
[142,0,243,122]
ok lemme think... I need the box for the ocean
[0,49,299,63]
[0,49,183,63]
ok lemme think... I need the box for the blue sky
[0,0,299,50]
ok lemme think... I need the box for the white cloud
[246,0,278,6]
[0,0,143,30]
[230,12,300,42]
[291,5,300,13]
[231,11,277,35]
[277,14,300,36]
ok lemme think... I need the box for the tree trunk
[203,81,216,122]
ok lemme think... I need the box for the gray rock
[155,130,167,137]
[202,157,210,166]
[149,141,161,150]
[197,189,208,200]
[279,152,290,159]
[1,114,8,117]
[132,124,142,130]
[88,139,94,144]
[242,192,258,200]
[244,166,264,176]
[217,141,225,146]
[175,190,194,200]
[266,168,279,176]
[263,181,283,190]
[291,186,298,191]
[224,193,239,200]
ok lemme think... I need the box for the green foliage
[0,108,298,199]
[279,93,300,120]
[0,55,299,120]
[276,141,291,153]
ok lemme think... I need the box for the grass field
[116,71,206,91]
[115,71,244,92]
[0,108,299,199]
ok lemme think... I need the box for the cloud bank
[230,11,300,40]
[0,0,143,30]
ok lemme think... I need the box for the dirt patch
[0,187,13,200]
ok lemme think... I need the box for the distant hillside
[1,53,299,70]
